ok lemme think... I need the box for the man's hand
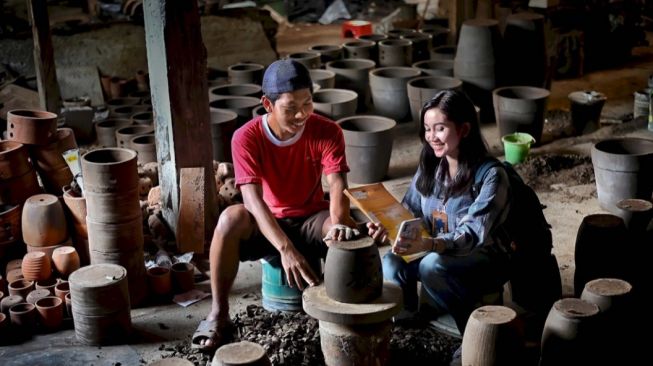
[279,246,319,290]
[323,224,360,242]
[367,222,389,245]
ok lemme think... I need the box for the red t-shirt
[231,113,349,218]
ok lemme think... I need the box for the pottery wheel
[302,282,402,325]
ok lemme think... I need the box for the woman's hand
[367,222,389,245]
[392,236,430,256]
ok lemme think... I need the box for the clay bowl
[52,246,80,279]
[21,251,52,282]
[21,194,68,247]
[8,279,35,299]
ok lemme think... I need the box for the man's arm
[240,184,318,289]
[325,172,357,238]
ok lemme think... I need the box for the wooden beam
[27,0,61,113]
[143,0,217,251]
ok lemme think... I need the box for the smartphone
[394,218,423,246]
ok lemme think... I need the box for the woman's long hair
[415,89,490,199]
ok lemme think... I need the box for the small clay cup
[171,262,195,294]
[35,296,63,331]
[147,266,171,298]
[35,278,58,295]
[8,279,35,299]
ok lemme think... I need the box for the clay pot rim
[35,296,62,309]
[289,51,321,58]
[210,109,238,124]
[82,147,137,165]
[412,59,454,69]
[343,40,375,47]
[493,86,551,100]
[309,69,336,79]
[209,96,261,109]
[401,32,432,41]
[378,39,412,47]
[96,118,132,128]
[309,44,343,52]
[370,67,422,79]
[9,279,34,290]
[131,134,155,145]
[53,246,77,256]
[8,109,58,120]
[337,115,397,134]
[228,63,265,72]
[147,266,170,277]
[36,278,58,287]
[210,84,261,96]
[0,203,20,216]
[313,89,358,104]
[55,281,70,291]
[24,251,48,261]
[0,140,25,153]
[9,302,35,314]
[616,198,653,211]
[408,75,462,90]
[592,137,653,157]
[171,262,194,272]
[326,59,376,70]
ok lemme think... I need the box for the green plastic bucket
[502,132,535,164]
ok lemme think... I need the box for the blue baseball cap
[262,59,313,95]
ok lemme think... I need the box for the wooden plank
[57,66,105,106]
[0,84,40,120]
[143,0,217,247]
[27,0,61,113]
[177,167,207,254]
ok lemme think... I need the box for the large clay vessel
[337,116,396,184]
[568,91,607,135]
[326,59,376,111]
[493,86,549,145]
[309,69,336,89]
[21,194,68,247]
[324,237,382,304]
[369,67,421,122]
[591,138,653,214]
[227,63,264,85]
[407,76,463,123]
[309,44,343,64]
[288,52,321,69]
[129,134,157,164]
[378,39,413,67]
[7,110,58,145]
[209,96,261,127]
[342,40,376,62]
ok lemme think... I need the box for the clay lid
[470,305,517,325]
[69,263,126,288]
[213,341,268,366]
[302,282,402,325]
[148,358,194,366]
[616,199,653,212]
[568,90,607,104]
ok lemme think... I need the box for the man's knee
[214,204,251,237]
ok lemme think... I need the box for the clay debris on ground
[158,304,460,365]
[515,154,595,192]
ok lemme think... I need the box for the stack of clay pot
[69,263,132,345]
[1,118,44,204]
[21,194,71,256]
[61,185,90,265]
[5,109,76,195]
[81,148,146,306]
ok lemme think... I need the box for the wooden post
[143,0,217,252]
[27,0,61,113]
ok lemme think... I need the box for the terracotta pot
[35,277,58,295]
[324,237,383,303]
[52,246,81,278]
[26,241,67,259]
[0,140,31,179]
[62,185,88,238]
[54,281,70,304]
[8,279,35,298]
[7,109,58,145]
[21,251,52,282]
[81,148,139,194]
[36,296,64,331]
[9,302,37,331]
[112,105,151,120]
[21,194,68,247]
[0,168,43,205]
[1,294,24,314]
[86,215,144,252]
[6,268,24,283]
[115,125,154,149]
[36,164,74,195]
[171,262,195,294]
[6,259,23,274]
[130,134,157,164]
[147,266,171,298]
[95,119,133,147]
[26,288,51,304]
[0,204,22,244]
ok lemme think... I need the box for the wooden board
[0,84,40,120]
[177,167,206,254]
[57,66,105,106]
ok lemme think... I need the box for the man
[192,59,358,351]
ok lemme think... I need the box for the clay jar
[22,251,52,282]
[324,236,382,304]
[171,262,195,294]
[21,194,68,247]
[147,266,171,298]
[52,246,81,278]
[35,296,64,331]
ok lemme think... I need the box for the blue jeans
[383,247,509,334]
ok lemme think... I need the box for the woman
[369,89,511,336]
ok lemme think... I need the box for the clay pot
[6,268,24,283]
[8,279,35,299]
[325,59,376,111]
[26,241,68,259]
[378,39,413,67]
[106,97,140,114]
[401,32,431,63]
[213,341,271,366]
[115,125,154,149]
[26,288,51,304]
[21,251,52,282]
[0,140,31,180]
[86,215,144,252]
[54,281,70,304]
[9,302,37,331]
[431,45,457,60]
[35,278,58,295]
[369,67,421,122]
[1,295,24,314]
[21,194,68,247]
[288,51,322,69]
[36,164,74,195]
[0,167,43,205]
[309,44,343,64]
[62,185,88,238]
[6,109,58,145]
[131,111,154,125]
[35,296,64,331]
[210,109,238,162]
[209,97,261,126]
[312,89,358,120]
[493,86,550,145]
[81,148,139,194]
[324,237,382,303]
[171,262,195,294]
[227,63,265,85]
[412,59,454,77]
[147,266,171,298]
[462,305,524,366]
[407,76,463,123]
[209,84,262,101]
[6,259,23,274]
[130,134,157,164]
[309,69,336,89]
[0,204,22,244]
[95,119,133,147]
[112,105,152,120]
[615,198,653,232]
[52,246,81,278]
[342,40,376,61]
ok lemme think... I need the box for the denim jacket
[402,162,511,256]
